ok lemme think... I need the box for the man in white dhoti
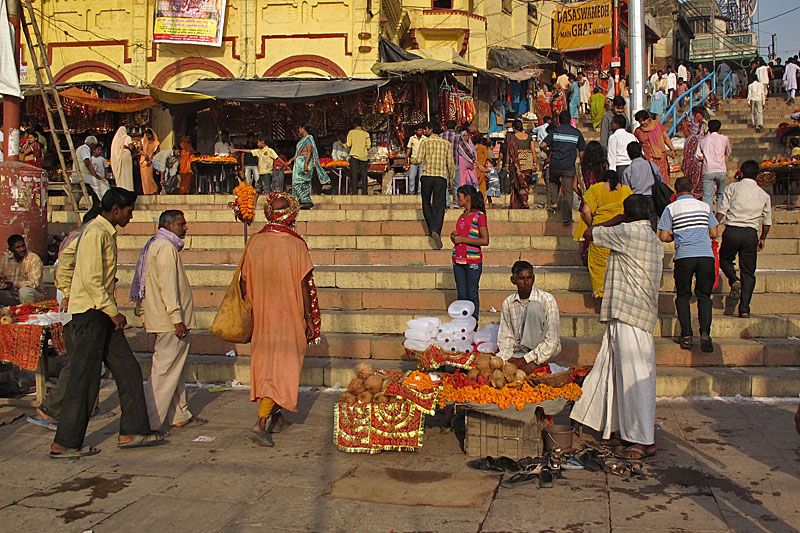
[570,194,664,460]
[783,58,799,104]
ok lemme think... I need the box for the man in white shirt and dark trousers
[497,261,561,373]
[606,115,637,175]
[716,160,772,318]
[658,177,720,353]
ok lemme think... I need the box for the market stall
[178,77,414,195]
[760,159,800,209]
[333,300,587,458]
[0,300,67,407]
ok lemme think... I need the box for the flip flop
[574,449,604,472]
[27,416,57,431]
[494,456,521,473]
[500,472,538,488]
[49,446,100,459]
[618,445,656,460]
[246,430,274,447]
[538,468,556,488]
[466,456,504,473]
[173,416,209,429]
[117,433,166,449]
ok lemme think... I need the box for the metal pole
[710,4,716,72]
[628,0,646,121]
[2,0,21,161]
[770,34,776,60]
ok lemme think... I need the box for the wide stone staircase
[47,188,800,398]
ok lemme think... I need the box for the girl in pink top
[450,185,490,324]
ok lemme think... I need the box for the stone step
[100,264,800,293]
[127,330,800,367]
[120,308,800,339]
[114,286,800,317]
[111,232,800,253]
[132,352,800,396]
[113,248,800,270]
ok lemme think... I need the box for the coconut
[515,369,528,383]
[466,368,481,381]
[491,369,506,389]
[489,356,504,370]
[341,391,357,403]
[502,361,518,382]
[348,377,366,394]
[357,391,374,404]
[474,353,492,368]
[0,315,14,325]
[355,362,374,380]
[479,366,492,380]
[364,375,383,394]
[374,393,390,404]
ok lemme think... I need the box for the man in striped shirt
[412,121,455,249]
[540,110,586,225]
[658,177,719,353]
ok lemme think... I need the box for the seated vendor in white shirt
[497,261,562,373]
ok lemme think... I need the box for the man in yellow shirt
[344,117,371,195]
[0,235,45,305]
[132,210,204,431]
[51,188,164,458]
[235,136,288,193]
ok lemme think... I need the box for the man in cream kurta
[134,210,199,430]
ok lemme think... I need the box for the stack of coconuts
[340,363,393,404]
[467,354,528,389]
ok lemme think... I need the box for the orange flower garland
[191,155,238,164]
[231,182,257,225]
[437,377,582,411]
[401,370,435,391]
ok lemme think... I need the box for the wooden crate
[464,408,545,460]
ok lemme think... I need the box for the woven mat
[326,465,499,508]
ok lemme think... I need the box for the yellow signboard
[553,0,612,51]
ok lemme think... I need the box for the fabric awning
[180,77,388,102]
[487,48,555,72]
[94,81,150,96]
[149,85,214,104]
[58,86,156,112]
[379,37,422,63]
[373,58,479,75]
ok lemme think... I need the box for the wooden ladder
[19,0,88,211]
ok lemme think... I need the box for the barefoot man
[570,195,664,460]
[240,192,320,447]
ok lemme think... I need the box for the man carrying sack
[212,192,320,447]
[131,210,206,431]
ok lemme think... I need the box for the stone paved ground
[1,385,799,533]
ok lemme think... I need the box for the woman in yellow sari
[574,169,632,298]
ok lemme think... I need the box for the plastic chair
[392,172,408,195]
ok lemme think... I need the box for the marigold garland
[230,182,258,225]
[437,373,583,411]
[191,155,238,164]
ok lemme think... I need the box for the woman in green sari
[286,124,332,209]
[589,87,606,130]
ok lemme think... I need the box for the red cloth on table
[0,324,46,371]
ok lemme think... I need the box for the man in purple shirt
[695,119,732,211]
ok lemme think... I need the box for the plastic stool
[392,173,408,195]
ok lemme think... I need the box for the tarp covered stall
[487,48,555,73]
[180,77,389,102]
[379,37,422,63]
[372,58,479,76]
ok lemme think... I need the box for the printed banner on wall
[153,0,226,47]
[553,0,612,52]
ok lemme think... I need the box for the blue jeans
[446,164,460,208]
[702,172,727,210]
[408,163,424,194]
[453,262,482,323]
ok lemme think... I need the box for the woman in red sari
[680,106,708,199]
[537,86,552,125]
[633,110,675,185]
[506,119,536,209]
[551,86,567,119]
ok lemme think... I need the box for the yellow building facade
[29,0,548,89]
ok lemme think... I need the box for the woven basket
[530,369,573,388]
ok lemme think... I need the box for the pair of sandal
[49,432,166,458]
[501,459,557,489]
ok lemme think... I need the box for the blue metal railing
[660,71,735,137]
